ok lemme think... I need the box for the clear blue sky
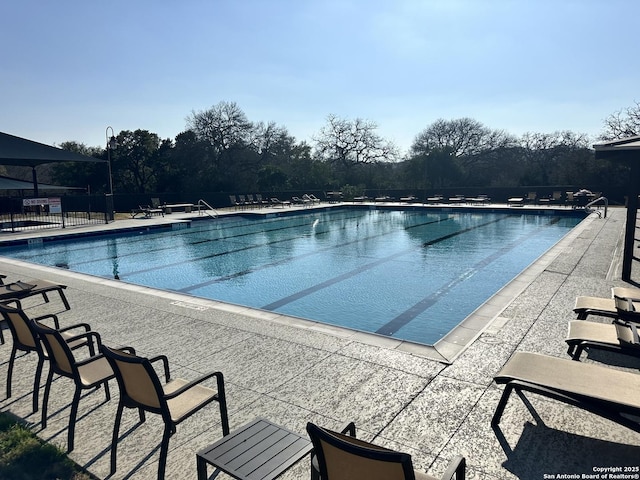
[1,0,637,155]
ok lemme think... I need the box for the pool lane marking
[175,215,452,291]
[36,210,385,270]
[260,216,507,311]
[375,217,562,336]
[121,211,441,281]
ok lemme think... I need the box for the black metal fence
[0,195,109,233]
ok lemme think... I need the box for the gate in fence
[0,195,109,233]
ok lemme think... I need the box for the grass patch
[0,412,94,480]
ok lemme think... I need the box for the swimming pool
[0,208,584,345]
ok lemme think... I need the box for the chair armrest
[32,313,61,329]
[164,371,225,400]
[1,298,23,309]
[148,355,171,382]
[341,422,356,436]
[55,322,92,334]
[63,331,103,351]
[440,455,465,480]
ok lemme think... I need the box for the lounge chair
[130,204,164,218]
[101,345,230,480]
[566,316,640,360]
[573,287,640,320]
[492,351,640,434]
[304,194,321,204]
[448,195,465,204]
[270,197,291,207]
[467,194,490,205]
[0,279,70,310]
[425,195,444,204]
[0,300,93,412]
[32,319,118,452]
[306,422,466,480]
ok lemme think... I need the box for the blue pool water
[1,208,583,345]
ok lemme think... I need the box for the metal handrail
[197,199,219,218]
[585,196,608,218]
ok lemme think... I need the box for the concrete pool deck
[0,203,639,479]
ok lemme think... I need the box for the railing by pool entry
[585,196,608,218]
[197,199,219,218]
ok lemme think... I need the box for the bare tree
[519,131,590,185]
[186,101,253,156]
[601,101,640,140]
[411,118,494,158]
[313,114,398,169]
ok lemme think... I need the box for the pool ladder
[197,199,219,218]
[584,196,608,218]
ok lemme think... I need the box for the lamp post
[106,126,117,195]
[105,126,117,222]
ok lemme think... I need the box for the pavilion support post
[31,166,38,197]
[622,162,640,282]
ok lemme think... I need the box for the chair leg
[491,384,515,427]
[32,357,44,413]
[310,454,320,480]
[58,289,71,310]
[103,380,111,401]
[110,401,125,475]
[41,369,54,428]
[158,424,172,480]
[67,387,82,452]
[214,372,230,436]
[6,346,17,399]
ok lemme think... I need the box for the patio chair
[306,422,466,480]
[539,191,563,205]
[238,194,252,208]
[492,351,640,434]
[32,319,116,452]
[255,193,269,207]
[525,191,537,205]
[566,315,640,360]
[100,345,230,480]
[0,299,93,412]
[573,287,640,320]
[229,195,241,210]
[0,279,70,311]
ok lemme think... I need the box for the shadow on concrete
[495,420,640,479]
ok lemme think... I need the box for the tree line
[11,100,639,198]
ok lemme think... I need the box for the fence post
[105,194,114,222]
